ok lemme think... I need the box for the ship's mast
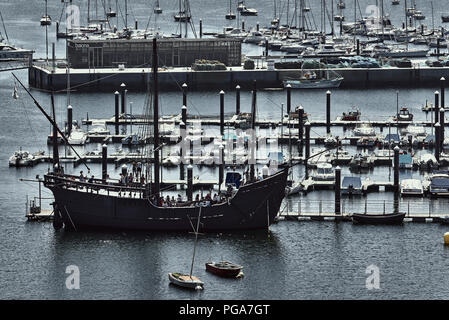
[152,38,160,196]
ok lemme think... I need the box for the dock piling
[235,85,240,115]
[286,84,291,115]
[435,122,441,162]
[67,105,72,136]
[114,91,120,135]
[335,166,341,215]
[182,83,188,108]
[441,77,445,109]
[102,144,107,181]
[435,91,440,124]
[181,105,187,125]
[120,83,126,114]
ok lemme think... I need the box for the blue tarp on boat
[384,133,400,143]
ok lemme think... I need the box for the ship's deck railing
[45,173,147,196]
[43,173,228,207]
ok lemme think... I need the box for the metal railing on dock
[279,199,449,222]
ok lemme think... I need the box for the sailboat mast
[189,206,202,278]
[405,0,409,51]
[45,0,48,62]
[51,93,59,169]
[125,0,128,29]
[153,38,160,196]
[381,0,384,42]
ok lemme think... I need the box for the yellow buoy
[444,232,449,245]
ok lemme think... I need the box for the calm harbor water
[1,0,449,300]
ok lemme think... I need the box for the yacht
[315,44,347,56]
[67,129,88,145]
[9,149,38,167]
[243,31,266,44]
[311,163,335,182]
[393,107,413,122]
[400,179,424,197]
[353,123,375,136]
[240,6,258,16]
[429,171,449,197]
[40,15,52,26]
[418,153,439,171]
[87,121,110,135]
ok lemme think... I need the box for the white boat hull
[283,78,343,89]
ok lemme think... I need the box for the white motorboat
[243,31,266,44]
[418,153,439,171]
[311,163,335,181]
[400,179,424,196]
[9,150,35,167]
[67,129,88,145]
[400,124,426,137]
[283,77,343,89]
[240,6,257,16]
[88,121,110,135]
[40,15,52,26]
[429,172,449,197]
[353,123,375,136]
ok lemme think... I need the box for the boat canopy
[384,133,400,143]
[399,153,413,165]
[225,172,242,188]
[342,176,362,189]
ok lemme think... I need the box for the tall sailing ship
[19,38,288,232]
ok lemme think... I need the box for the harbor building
[67,38,242,69]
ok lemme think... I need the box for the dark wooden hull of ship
[46,169,288,232]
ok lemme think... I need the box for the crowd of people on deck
[149,192,225,208]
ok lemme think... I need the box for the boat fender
[444,232,449,245]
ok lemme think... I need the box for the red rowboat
[205,261,243,278]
